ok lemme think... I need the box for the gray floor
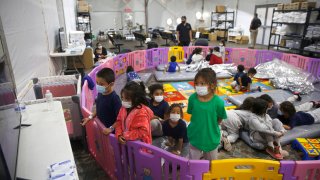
[75,38,319,179]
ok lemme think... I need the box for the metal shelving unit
[77,12,92,46]
[211,11,234,40]
[268,8,320,57]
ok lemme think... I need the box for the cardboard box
[280,39,286,47]
[209,33,217,41]
[277,4,283,10]
[216,5,226,13]
[284,4,291,10]
[291,0,306,3]
[78,1,88,6]
[216,30,227,37]
[78,5,89,12]
[300,2,317,10]
[291,2,301,10]
[235,36,249,44]
[198,27,206,33]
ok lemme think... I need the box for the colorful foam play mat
[163,78,274,122]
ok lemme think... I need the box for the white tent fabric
[0,0,76,95]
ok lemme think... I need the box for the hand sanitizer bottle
[45,90,53,111]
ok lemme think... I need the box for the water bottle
[14,101,28,121]
[45,90,54,111]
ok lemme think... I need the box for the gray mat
[114,73,152,95]
[240,123,320,150]
[154,71,232,82]
[156,64,188,71]
[228,89,293,106]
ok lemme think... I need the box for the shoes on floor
[293,92,302,101]
[266,146,283,160]
[222,136,232,152]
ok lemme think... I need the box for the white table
[50,46,85,75]
[16,101,78,180]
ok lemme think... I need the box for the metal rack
[211,11,235,40]
[268,8,320,57]
[77,12,92,46]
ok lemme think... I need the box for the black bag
[147,42,158,49]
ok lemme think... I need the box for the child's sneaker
[293,92,302,101]
[266,146,283,160]
[311,101,320,108]
[222,136,232,152]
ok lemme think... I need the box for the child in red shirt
[209,47,223,65]
[116,81,154,144]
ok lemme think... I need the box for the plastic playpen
[81,47,320,180]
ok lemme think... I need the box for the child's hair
[96,68,115,83]
[194,68,217,85]
[220,39,225,46]
[213,47,220,52]
[121,81,148,109]
[170,56,177,62]
[280,101,296,117]
[96,42,102,47]
[194,47,202,55]
[166,103,183,118]
[252,98,268,116]
[148,84,164,97]
[260,94,274,105]
[209,48,214,53]
[126,66,134,73]
[237,65,245,72]
[236,97,255,110]
[248,67,257,75]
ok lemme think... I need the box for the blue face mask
[96,85,106,94]
[278,109,283,115]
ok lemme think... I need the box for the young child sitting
[219,40,226,63]
[81,68,122,135]
[164,56,180,73]
[221,97,255,151]
[126,66,141,83]
[187,48,201,65]
[248,98,286,160]
[162,103,188,156]
[115,81,154,145]
[187,68,227,160]
[190,48,204,65]
[260,94,301,119]
[205,48,213,62]
[231,67,260,92]
[278,101,320,130]
[148,84,170,136]
[209,47,223,65]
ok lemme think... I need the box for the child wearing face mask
[162,103,188,156]
[81,68,122,136]
[148,84,170,136]
[94,42,107,62]
[115,81,154,145]
[219,40,225,63]
[187,68,227,160]
[248,98,286,160]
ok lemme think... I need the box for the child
[187,68,227,160]
[278,101,320,130]
[148,84,170,136]
[94,42,107,62]
[164,56,180,73]
[115,81,154,144]
[209,47,223,65]
[191,48,204,65]
[260,94,301,119]
[126,66,141,83]
[231,65,245,88]
[81,68,122,136]
[205,48,213,62]
[221,97,255,151]
[248,98,285,160]
[219,40,226,63]
[162,103,188,156]
[231,67,260,92]
[186,48,199,65]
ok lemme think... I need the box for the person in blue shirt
[81,68,122,135]
[278,101,320,130]
[148,83,170,136]
[231,66,260,92]
[126,66,146,93]
[165,56,180,73]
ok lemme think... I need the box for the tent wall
[0,0,77,95]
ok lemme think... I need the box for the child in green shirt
[187,68,227,160]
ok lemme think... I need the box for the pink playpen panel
[279,161,297,180]
[231,48,256,68]
[185,46,209,59]
[293,160,320,179]
[281,53,310,71]
[127,50,146,72]
[224,47,233,64]
[113,54,128,77]
[146,48,161,68]
[255,50,283,65]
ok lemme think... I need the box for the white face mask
[122,101,132,109]
[98,45,102,49]
[195,86,209,96]
[154,96,163,103]
[267,105,273,110]
[278,109,283,115]
[219,43,223,46]
[170,114,180,122]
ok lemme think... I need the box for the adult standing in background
[249,13,262,49]
[176,16,193,46]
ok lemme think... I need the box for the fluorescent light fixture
[176,17,181,24]
[196,12,202,20]
[166,18,173,25]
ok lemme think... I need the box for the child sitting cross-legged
[231,66,261,92]
[164,56,180,73]
[162,103,188,156]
